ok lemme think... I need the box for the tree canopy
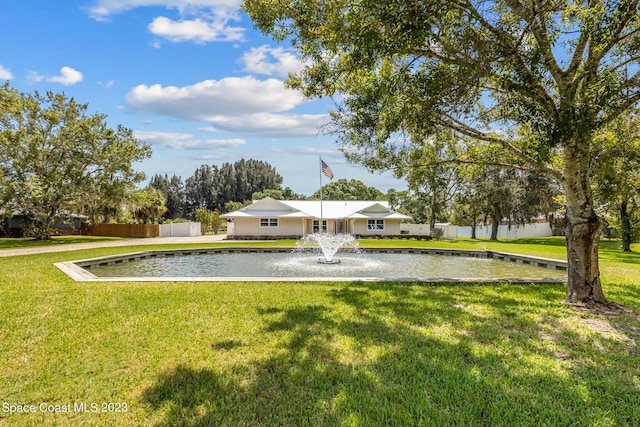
[309,178,386,201]
[592,110,640,251]
[244,0,640,306]
[0,83,151,238]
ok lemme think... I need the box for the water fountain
[296,233,360,264]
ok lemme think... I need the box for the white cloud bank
[0,65,13,80]
[126,76,329,137]
[86,0,245,43]
[148,15,243,43]
[134,130,245,150]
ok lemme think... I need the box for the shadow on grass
[141,282,640,426]
[599,245,640,265]
[486,237,567,247]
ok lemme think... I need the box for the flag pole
[319,156,323,230]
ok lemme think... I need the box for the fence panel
[88,223,159,238]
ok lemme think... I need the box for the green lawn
[0,235,122,250]
[0,237,638,426]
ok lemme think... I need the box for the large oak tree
[0,83,151,238]
[244,0,640,306]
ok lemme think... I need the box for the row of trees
[149,159,299,220]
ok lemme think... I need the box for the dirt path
[0,235,229,257]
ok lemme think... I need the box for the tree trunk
[471,220,477,239]
[429,199,437,232]
[620,200,632,252]
[563,138,607,305]
[490,212,500,241]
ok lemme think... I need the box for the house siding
[230,217,303,236]
[354,219,402,235]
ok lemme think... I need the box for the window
[313,220,327,232]
[260,218,278,228]
[367,219,384,231]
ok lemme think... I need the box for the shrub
[431,227,444,240]
[21,221,53,240]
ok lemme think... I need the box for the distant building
[222,197,412,238]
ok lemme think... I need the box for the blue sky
[0,0,406,196]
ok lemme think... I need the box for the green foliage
[453,164,561,240]
[127,187,167,224]
[150,174,186,219]
[20,221,53,240]
[592,110,640,251]
[430,227,444,240]
[252,186,306,201]
[195,207,224,234]
[184,159,284,218]
[224,200,251,213]
[0,83,151,237]
[309,178,385,200]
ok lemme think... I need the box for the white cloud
[47,67,83,85]
[241,45,304,78]
[126,76,330,137]
[86,0,245,43]
[126,76,303,118]
[26,71,44,84]
[148,15,243,43]
[134,130,245,150]
[0,65,13,80]
[97,79,115,87]
[207,113,330,137]
[86,0,240,20]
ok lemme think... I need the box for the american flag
[321,159,334,180]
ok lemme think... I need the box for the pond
[73,248,567,282]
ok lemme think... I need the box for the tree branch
[437,114,564,182]
[505,0,565,86]
[462,0,558,115]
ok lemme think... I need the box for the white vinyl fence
[401,222,553,239]
[159,222,201,237]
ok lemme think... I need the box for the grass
[0,235,122,250]
[0,237,639,426]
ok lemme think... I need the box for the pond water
[87,251,566,280]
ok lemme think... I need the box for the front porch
[303,218,353,235]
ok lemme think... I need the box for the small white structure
[223,197,412,238]
[159,222,201,237]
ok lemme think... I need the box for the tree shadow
[492,237,567,247]
[141,281,640,426]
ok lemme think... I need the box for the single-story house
[222,197,412,238]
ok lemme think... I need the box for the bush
[431,227,444,240]
[21,221,53,240]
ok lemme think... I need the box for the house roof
[221,197,412,220]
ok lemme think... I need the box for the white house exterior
[222,197,412,238]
